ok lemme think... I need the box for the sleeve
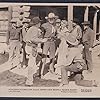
[89,30,95,47]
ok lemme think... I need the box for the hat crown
[31,17,41,25]
[56,19,61,23]
[48,13,55,18]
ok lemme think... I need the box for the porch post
[99,19,100,33]
[68,5,73,31]
[93,10,99,43]
[84,6,89,21]
[93,11,98,33]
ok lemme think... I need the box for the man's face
[48,18,55,24]
[56,22,61,27]
[83,25,88,30]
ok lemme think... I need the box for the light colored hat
[56,19,61,23]
[45,13,58,19]
[61,20,68,26]
[66,33,79,46]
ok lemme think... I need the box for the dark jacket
[82,27,95,48]
[6,27,22,42]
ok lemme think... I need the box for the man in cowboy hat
[82,21,95,73]
[21,19,30,68]
[60,33,98,87]
[24,17,47,85]
[40,12,58,78]
[6,19,22,69]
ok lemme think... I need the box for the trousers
[21,41,27,66]
[83,43,93,71]
[9,40,21,67]
[25,45,38,82]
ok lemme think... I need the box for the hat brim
[82,23,90,25]
[45,16,58,19]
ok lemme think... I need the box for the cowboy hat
[82,21,90,25]
[66,33,79,46]
[30,17,42,25]
[56,19,61,23]
[45,13,58,19]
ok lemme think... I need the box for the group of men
[4,12,99,87]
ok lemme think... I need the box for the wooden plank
[12,6,30,12]
[12,12,30,18]
[0,11,8,20]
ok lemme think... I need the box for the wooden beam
[84,6,89,21]
[68,5,73,31]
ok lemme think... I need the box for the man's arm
[77,26,82,40]
[66,48,76,66]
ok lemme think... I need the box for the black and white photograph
[0,3,100,97]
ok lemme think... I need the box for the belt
[10,39,19,40]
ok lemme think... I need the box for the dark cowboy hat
[30,17,42,25]
[82,21,90,26]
